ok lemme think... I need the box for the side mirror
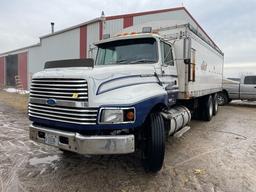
[184,37,191,64]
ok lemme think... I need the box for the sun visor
[44,58,94,69]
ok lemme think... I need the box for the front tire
[142,112,165,173]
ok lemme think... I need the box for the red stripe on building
[0,57,5,87]
[80,25,87,58]
[123,16,133,28]
[18,52,28,90]
[99,22,103,40]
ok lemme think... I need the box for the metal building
[0,7,219,90]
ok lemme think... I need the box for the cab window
[161,41,174,66]
[244,76,256,84]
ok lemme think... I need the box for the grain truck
[29,22,224,172]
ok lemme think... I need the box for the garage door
[6,54,18,87]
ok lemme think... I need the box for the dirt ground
[0,92,256,192]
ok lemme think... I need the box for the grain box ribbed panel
[87,22,100,59]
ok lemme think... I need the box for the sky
[0,0,256,77]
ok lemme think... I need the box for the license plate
[45,133,58,146]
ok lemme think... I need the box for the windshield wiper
[116,59,129,64]
[129,59,156,64]
[105,59,128,65]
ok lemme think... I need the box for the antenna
[100,11,106,21]
[51,22,55,34]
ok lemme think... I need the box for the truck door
[240,75,256,100]
[160,41,178,105]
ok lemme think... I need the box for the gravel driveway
[0,101,256,192]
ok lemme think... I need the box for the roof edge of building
[0,43,40,57]
[105,6,219,50]
[106,6,184,20]
[40,18,101,39]
[1,6,221,56]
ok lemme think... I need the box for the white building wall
[87,22,100,58]
[134,9,213,46]
[27,28,80,88]
[28,45,42,86]
[104,19,123,36]
[134,10,186,25]
[40,28,80,62]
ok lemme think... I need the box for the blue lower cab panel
[30,95,168,133]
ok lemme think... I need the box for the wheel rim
[217,95,224,105]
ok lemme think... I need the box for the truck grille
[29,78,98,125]
[30,78,88,101]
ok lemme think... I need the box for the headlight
[100,108,135,124]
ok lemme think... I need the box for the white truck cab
[29,24,224,172]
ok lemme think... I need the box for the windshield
[96,38,158,65]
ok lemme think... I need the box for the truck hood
[32,64,161,96]
[31,64,174,107]
[33,64,156,80]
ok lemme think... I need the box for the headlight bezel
[98,107,136,124]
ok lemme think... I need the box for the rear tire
[202,95,213,121]
[142,112,165,173]
[212,93,219,116]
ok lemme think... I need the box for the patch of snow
[3,88,29,94]
[29,155,60,166]
[4,88,17,93]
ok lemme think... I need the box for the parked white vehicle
[29,23,224,172]
[218,75,256,105]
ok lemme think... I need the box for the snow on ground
[3,88,29,94]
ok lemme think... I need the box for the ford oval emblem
[46,98,56,106]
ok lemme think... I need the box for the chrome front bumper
[29,124,135,154]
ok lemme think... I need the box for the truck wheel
[217,92,228,106]
[212,93,218,116]
[202,95,213,121]
[142,112,165,172]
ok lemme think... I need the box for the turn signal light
[126,111,134,121]
[123,109,135,122]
